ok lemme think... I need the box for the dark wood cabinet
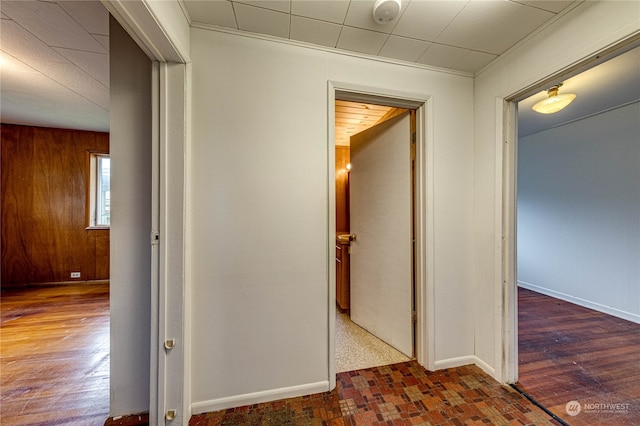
[336,238,350,312]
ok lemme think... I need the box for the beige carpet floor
[335,311,410,373]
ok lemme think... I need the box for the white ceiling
[0,0,638,137]
[184,0,578,72]
[518,46,640,137]
[0,1,109,132]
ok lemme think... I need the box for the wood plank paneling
[1,125,34,284]
[95,229,110,278]
[335,100,392,147]
[1,124,110,287]
[335,146,350,233]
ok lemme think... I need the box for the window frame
[86,151,111,229]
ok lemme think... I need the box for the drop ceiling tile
[344,0,408,34]
[451,50,497,73]
[54,48,109,86]
[290,16,341,48]
[1,1,106,53]
[291,0,350,24]
[436,1,554,55]
[0,19,68,64]
[0,57,109,131]
[234,2,290,38]
[28,60,109,109]
[235,0,291,13]
[379,35,431,62]
[417,43,468,69]
[336,26,389,56]
[93,34,110,51]
[515,0,575,13]
[392,0,467,41]
[184,0,237,29]
[57,0,109,36]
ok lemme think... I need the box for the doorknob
[337,234,356,243]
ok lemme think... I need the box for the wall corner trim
[434,356,497,380]
[103,0,190,63]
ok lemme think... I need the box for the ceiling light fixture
[532,83,576,114]
[373,0,401,25]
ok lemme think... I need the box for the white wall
[109,16,152,416]
[474,1,640,380]
[518,103,640,323]
[188,28,475,412]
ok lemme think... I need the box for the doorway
[333,97,417,373]
[502,43,640,424]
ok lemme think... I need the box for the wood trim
[4,279,111,288]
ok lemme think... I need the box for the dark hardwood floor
[1,284,110,426]
[518,287,640,425]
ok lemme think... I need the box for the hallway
[190,360,555,425]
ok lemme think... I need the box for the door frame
[102,2,190,423]
[499,37,640,385]
[327,81,435,389]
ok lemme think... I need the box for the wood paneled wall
[1,124,110,287]
[336,146,350,233]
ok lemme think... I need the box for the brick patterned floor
[189,361,556,425]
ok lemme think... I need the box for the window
[88,153,110,227]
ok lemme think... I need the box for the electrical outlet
[70,272,81,278]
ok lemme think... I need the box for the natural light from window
[89,154,110,227]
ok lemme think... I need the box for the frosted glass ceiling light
[373,0,401,24]
[532,83,576,114]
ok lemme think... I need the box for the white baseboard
[433,355,496,379]
[190,381,330,415]
[473,356,496,378]
[518,281,640,324]
[191,356,502,416]
[433,355,476,370]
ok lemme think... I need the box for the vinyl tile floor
[190,361,557,425]
[335,311,411,373]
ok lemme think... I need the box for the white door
[349,112,413,357]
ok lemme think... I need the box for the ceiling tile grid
[1,0,109,131]
[185,0,579,74]
[1,53,109,131]
[290,15,342,47]
[6,0,633,139]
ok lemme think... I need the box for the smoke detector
[373,0,401,25]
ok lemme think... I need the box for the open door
[349,111,413,357]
